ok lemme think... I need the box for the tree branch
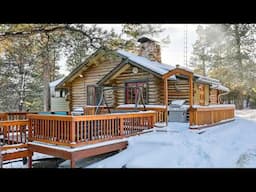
[0,24,103,49]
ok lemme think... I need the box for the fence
[189,105,235,128]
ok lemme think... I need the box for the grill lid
[170,100,186,108]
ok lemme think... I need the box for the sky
[59,24,200,75]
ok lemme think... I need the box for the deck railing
[0,120,29,145]
[0,112,32,121]
[0,120,31,167]
[116,106,166,124]
[189,104,235,128]
[0,113,8,121]
[27,111,156,147]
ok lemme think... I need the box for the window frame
[124,79,148,104]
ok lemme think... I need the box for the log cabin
[54,36,235,128]
[1,37,235,168]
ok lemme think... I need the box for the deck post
[28,150,33,168]
[0,146,2,168]
[163,78,168,126]
[71,117,76,144]
[70,158,76,168]
[189,75,193,127]
[120,118,124,137]
[28,155,32,168]
[189,75,193,106]
[28,118,32,141]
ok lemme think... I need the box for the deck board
[28,140,128,168]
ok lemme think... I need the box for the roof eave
[56,47,107,88]
[116,52,163,78]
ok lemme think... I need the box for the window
[87,85,101,105]
[125,82,147,104]
[60,90,64,98]
[53,88,67,98]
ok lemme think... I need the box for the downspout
[218,91,229,104]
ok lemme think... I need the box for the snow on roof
[195,74,220,84]
[194,74,229,92]
[49,77,66,87]
[117,50,176,80]
[174,64,193,73]
[211,84,230,92]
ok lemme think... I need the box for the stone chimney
[138,36,161,63]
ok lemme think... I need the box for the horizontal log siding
[205,84,210,105]
[113,66,162,105]
[210,89,218,104]
[193,83,200,105]
[71,58,121,110]
[160,79,190,105]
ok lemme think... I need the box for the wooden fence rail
[0,113,8,121]
[0,120,31,167]
[189,105,235,128]
[28,111,156,147]
[0,112,31,121]
[116,106,166,124]
[0,120,29,145]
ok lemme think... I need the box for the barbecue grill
[71,107,84,116]
[168,100,189,122]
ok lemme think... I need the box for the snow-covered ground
[2,153,54,168]
[87,109,256,168]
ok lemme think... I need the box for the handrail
[28,111,156,147]
[0,120,29,145]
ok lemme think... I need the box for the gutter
[218,91,230,104]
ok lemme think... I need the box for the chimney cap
[138,36,160,44]
[176,64,180,68]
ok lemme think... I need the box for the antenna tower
[184,24,188,67]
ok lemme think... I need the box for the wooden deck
[1,111,155,168]
[0,107,236,167]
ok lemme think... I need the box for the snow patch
[87,110,256,168]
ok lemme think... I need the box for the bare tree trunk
[202,59,206,76]
[43,59,50,112]
[18,59,26,112]
[246,95,250,108]
[234,25,244,81]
